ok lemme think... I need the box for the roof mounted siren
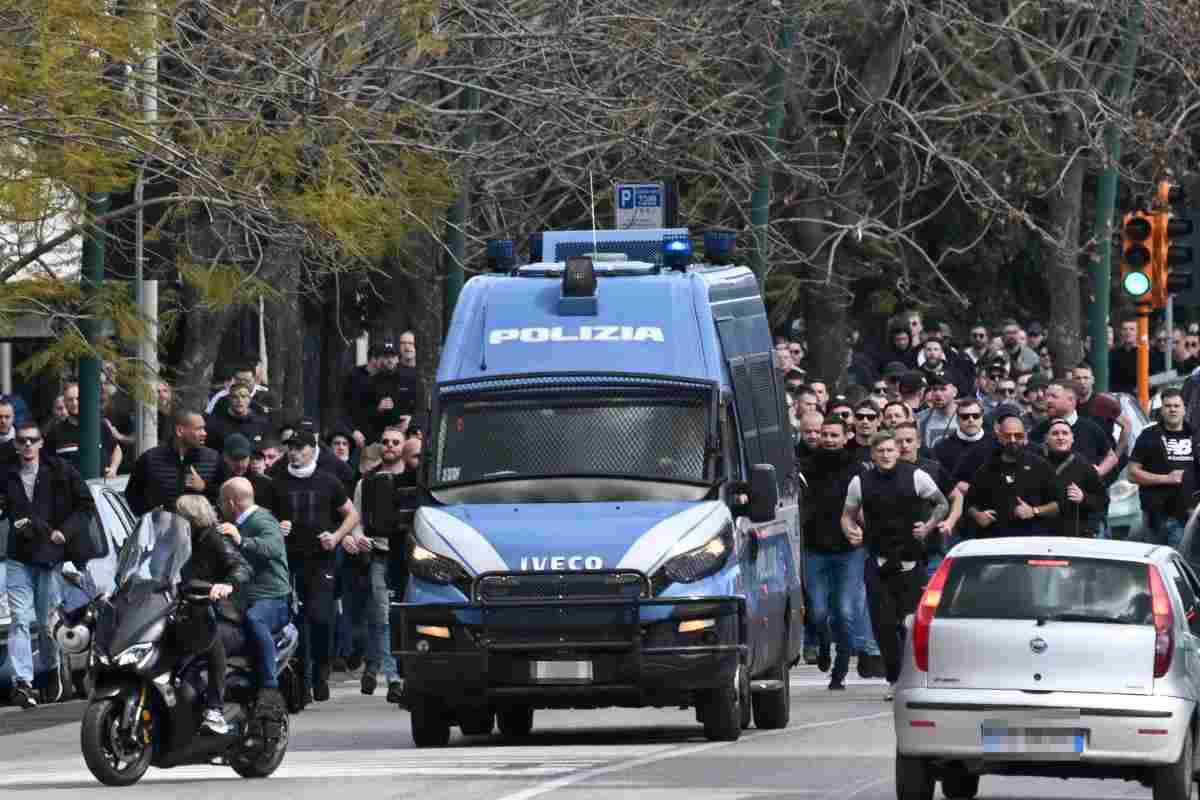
[528,232,543,263]
[486,238,516,273]
[559,255,598,316]
[704,229,736,266]
[662,233,692,271]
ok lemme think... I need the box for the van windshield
[430,387,713,501]
[937,556,1152,625]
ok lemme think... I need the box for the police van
[394,229,802,745]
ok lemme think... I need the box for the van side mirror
[748,464,778,523]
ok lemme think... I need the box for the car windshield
[113,510,193,593]
[431,386,713,500]
[938,556,1152,625]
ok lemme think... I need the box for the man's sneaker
[361,672,377,696]
[802,644,819,665]
[883,683,896,702]
[13,681,37,709]
[816,650,831,673]
[386,680,405,704]
[828,677,846,691]
[201,709,230,735]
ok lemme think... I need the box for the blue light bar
[704,229,736,264]
[662,234,692,271]
[486,238,516,272]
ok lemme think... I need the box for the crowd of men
[1,332,426,718]
[783,311,1200,700]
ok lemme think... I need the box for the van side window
[722,406,744,481]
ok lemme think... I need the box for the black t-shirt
[273,469,349,559]
[1131,424,1196,519]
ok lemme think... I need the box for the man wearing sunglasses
[932,398,991,483]
[847,401,881,465]
[4,419,95,708]
[964,325,991,365]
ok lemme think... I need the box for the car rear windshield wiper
[1037,613,1137,625]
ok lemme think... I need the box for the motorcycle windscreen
[113,510,193,593]
[94,589,170,657]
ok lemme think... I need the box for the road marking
[491,712,893,800]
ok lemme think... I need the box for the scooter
[78,511,300,786]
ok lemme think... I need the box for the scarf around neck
[288,459,318,479]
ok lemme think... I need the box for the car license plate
[982,723,1084,757]
[532,661,593,683]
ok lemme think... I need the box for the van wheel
[701,667,743,742]
[1153,726,1194,800]
[895,752,934,800]
[459,708,495,736]
[497,707,534,738]
[940,770,979,799]
[410,694,451,747]
[738,666,752,729]
[752,633,791,730]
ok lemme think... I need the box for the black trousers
[864,558,925,684]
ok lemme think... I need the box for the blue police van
[394,229,802,745]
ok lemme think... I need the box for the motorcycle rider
[175,494,252,734]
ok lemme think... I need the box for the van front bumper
[391,571,746,708]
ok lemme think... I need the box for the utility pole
[750,19,793,286]
[79,194,109,481]
[1087,5,1142,393]
[443,83,479,336]
[133,0,159,456]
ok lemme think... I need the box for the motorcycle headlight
[408,540,473,597]
[655,528,733,588]
[114,642,158,671]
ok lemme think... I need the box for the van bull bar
[391,569,747,705]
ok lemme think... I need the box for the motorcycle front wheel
[80,698,152,786]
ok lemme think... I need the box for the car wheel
[895,751,934,800]
[941,770,980,800]
[1153,726,1194,800]
[409,694,451,747]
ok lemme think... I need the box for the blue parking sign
[615,182,664,229]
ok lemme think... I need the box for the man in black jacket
[205,381,271,456]
[800,417,871,690]
[1044,420,1107,537]
[125,409,222,515]
[4,419,95,708]
[965,414,1058,538]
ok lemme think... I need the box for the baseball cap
[370,341,398,357]
[286,430,318,448]
[898,371,926,394]
[1027,321,1045,336]
[1025,374,1052,393]
[924,373,950,389]
[223,433,252,459]
[882,361,909,378]
[990,402,1025,425]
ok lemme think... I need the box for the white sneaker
[201,709,229,735]
[884,684,896,701]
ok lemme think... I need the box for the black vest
[859,463,927,563]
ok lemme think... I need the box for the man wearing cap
[219,433,278,513]
[964,413,1057,538]
[1043,419,1107,538]
[268,418,355,488]
[916,376,958,451]
[973,357,1008,415]
[1130,388,1197,548]
[273,427,359,702]
[897,371,926,416]
[126,408,222,516]
[1026,321,1046,352]
[1021,374,1051,432]
[881,362,909,401]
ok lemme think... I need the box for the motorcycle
[79,510,300,786]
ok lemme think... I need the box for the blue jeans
[1143,512,1185,549]
[846,551,880,656]
[804,549,862,680]
[7,561,61,684]
[334,551,368,660]
[245,596,290,689]
[365,557,399,682]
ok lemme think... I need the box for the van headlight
[654,529,732,588]
[408,540,473,597]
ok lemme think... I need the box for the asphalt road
[0,667,1160,800]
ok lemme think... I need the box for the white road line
[490,712,893,800]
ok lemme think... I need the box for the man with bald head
[217,477,290,705]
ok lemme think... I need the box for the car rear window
[937,556,1152,625]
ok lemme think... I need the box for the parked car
[1106,393,1149,541]
[894,536,1200,800]
[0,476,135,701]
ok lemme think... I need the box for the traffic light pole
[1137,303,1151,412]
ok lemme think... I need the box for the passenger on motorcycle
[175,494,252,734]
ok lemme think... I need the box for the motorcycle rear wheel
[80,698,152,786]
[231,712,290,778]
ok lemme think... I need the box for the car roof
[948,536,1167,563]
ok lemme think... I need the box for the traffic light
[1121,211,1154,302]
[1150,180,1200,307]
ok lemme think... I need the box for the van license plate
[532,661,593,683]
[982,724,1084,757]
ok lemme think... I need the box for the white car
[894,537,1200,800]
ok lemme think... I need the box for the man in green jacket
[217,477,290,704]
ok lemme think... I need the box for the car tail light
[1149,564,1174,679]
[913,557,954,672]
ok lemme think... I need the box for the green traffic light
[1124,270,1152,297]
